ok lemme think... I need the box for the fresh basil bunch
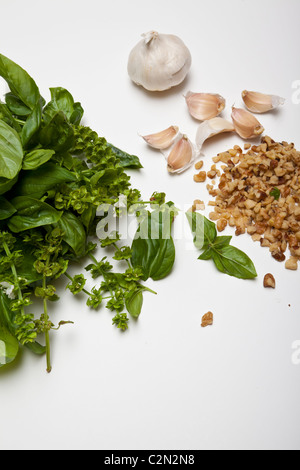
[0,53,175,373]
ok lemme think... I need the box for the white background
[0,0,300,451]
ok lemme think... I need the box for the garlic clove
[141,126,180,150]
[185,92,226,121]
[242,90,285,114]
[231,107,265,139]
[128,31,192,92]
[166,135,197,174]
[195,117,235,149]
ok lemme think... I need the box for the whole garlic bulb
[128,31,192,92]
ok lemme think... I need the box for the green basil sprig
[186,212,257,280]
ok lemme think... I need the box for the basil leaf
[149,238,176,281]
[108,143,143,169]
[125,289,144,318]
[8,197,63,232]
[16,162,77,198]
[0,53,40,110]
[0,196,17,220]
[21,100,42,147]
[70,102,84,126]
[90,170,106,187]
[0,175,18,196]
[131,210,175,281]
[211,245,257,280]
[0,325,19,367]
[22,149,55,170]
[0,119,23,180]
[0,290,14,331]
[204,217,218,245]
[81,205,96,232]
[87,167,125,186]
[270,187,281,200]
[43,87,84,125]
[56,211,86,256]
[16,250,43,285]
[39,111,74,152]
[212,236,232,249]
[5,92,31,116]
[0,101,21,131]
[198,248,214,260]
[0,291,19,367]
[186,211,217,250]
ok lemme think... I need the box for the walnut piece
[263,273,276,289]
[201,311,214,328]
[217,219,227,232]
[285,257,298,271]
[195,160,204,170]
[193,199,205,211]
[194,171,207,183]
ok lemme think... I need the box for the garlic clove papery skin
[242,90,285,114]
[195,117,235,149]
[231,107,265,139]
[185,92,226,121]
[165,135,198,174]
[128,31,192,92]
[141,126,180,150]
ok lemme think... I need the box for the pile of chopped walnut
[204,136,300,270]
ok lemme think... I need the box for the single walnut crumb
[193,199,205,211]
[195,160,204,170]
[207,169,217,179]
[217,219,227,232]
[263,273,276,289]
[271,250,286,262]
[285,257,298,271]
[194,171,207,183]
[209,211,219,221]
[201,311,214,328]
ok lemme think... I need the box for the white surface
[0,0,300,451]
